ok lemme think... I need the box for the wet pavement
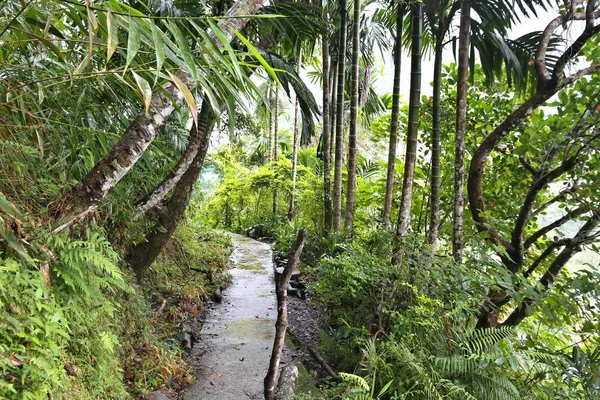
[183,234,276,400]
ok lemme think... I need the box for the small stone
[148,391,169,400]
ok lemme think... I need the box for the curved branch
[511,156,578,265]
[529,184,579,222]
[502,209,600,327]
[518,156,538,176]
[524,206,590,250]
[523,238,571,278]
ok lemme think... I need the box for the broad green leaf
[132,71,152,113]
[151,23,165,73]
[230,27,278,83]
[125,15,140,71]
[168,71,197,128]
[106,10,118,62]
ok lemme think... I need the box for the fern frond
[458,326,516,354]
[340,372,371,392]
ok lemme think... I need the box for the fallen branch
[307,344,341,382]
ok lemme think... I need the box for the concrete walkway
[184,234,276,400]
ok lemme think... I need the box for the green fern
[457,326,516,355]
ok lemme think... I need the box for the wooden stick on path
[264,228,308,400]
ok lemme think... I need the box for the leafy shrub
[0,258,69,399]
[312,245,394,329]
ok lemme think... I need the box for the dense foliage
[1,0,600,398]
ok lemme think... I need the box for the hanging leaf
[132,71,152,113]
[151,23,165,73]
[167,71,197,128]
[35,130,44,159]
[106,10,118,62]
[166,21,197,80]
[124,15,140,72]
[230,28,278,82]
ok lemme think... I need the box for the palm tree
[323,8,334,233]
[333,0,348,233]
[393,2,422,266]
[382,3,404,230]
[344,0,361,230]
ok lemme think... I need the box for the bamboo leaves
[124,15,140,72]
[132,71,152,113]
[151,24,165,73]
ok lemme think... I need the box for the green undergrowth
[0,202,231,399]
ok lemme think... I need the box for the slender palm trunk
[273,85,279,215]
[323,28,333,233]
[393,2,422,266]
[126,102,215,277]
[333,0,348,233]
[329,60,338,164]
[344,0,360,230]
[269,85,275,163]
[382,5,404,229]
[50,0,266,228]
[453,0,470,264]
[288,51,303,221]
[428,38,443,256]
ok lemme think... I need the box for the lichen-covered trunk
[332,0,347,233]
[126,103,215,277]
[288,52,303,222]
[51,0,266,228]
[344,0,360,231]
[52,82,184,227]
[382,5,404,230]
[393,3,422,266]
[322,28,333,234]
[453,0,470,264]
[428,40,443,256]
[134,120,203,218]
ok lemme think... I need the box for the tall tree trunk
[427,38,443,256]
[382,5,404,230]
[329,60,338,165]
[126,102,215,277]
[344,0,360,231]
[323,25,333,234]
[393,2,422,266]
[288,51,303,221]
[332,0,348,233]
[50,0,266,229]
[273,85,279,215]
[453,0,470,264]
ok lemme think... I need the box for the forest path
[183,233,276,400]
